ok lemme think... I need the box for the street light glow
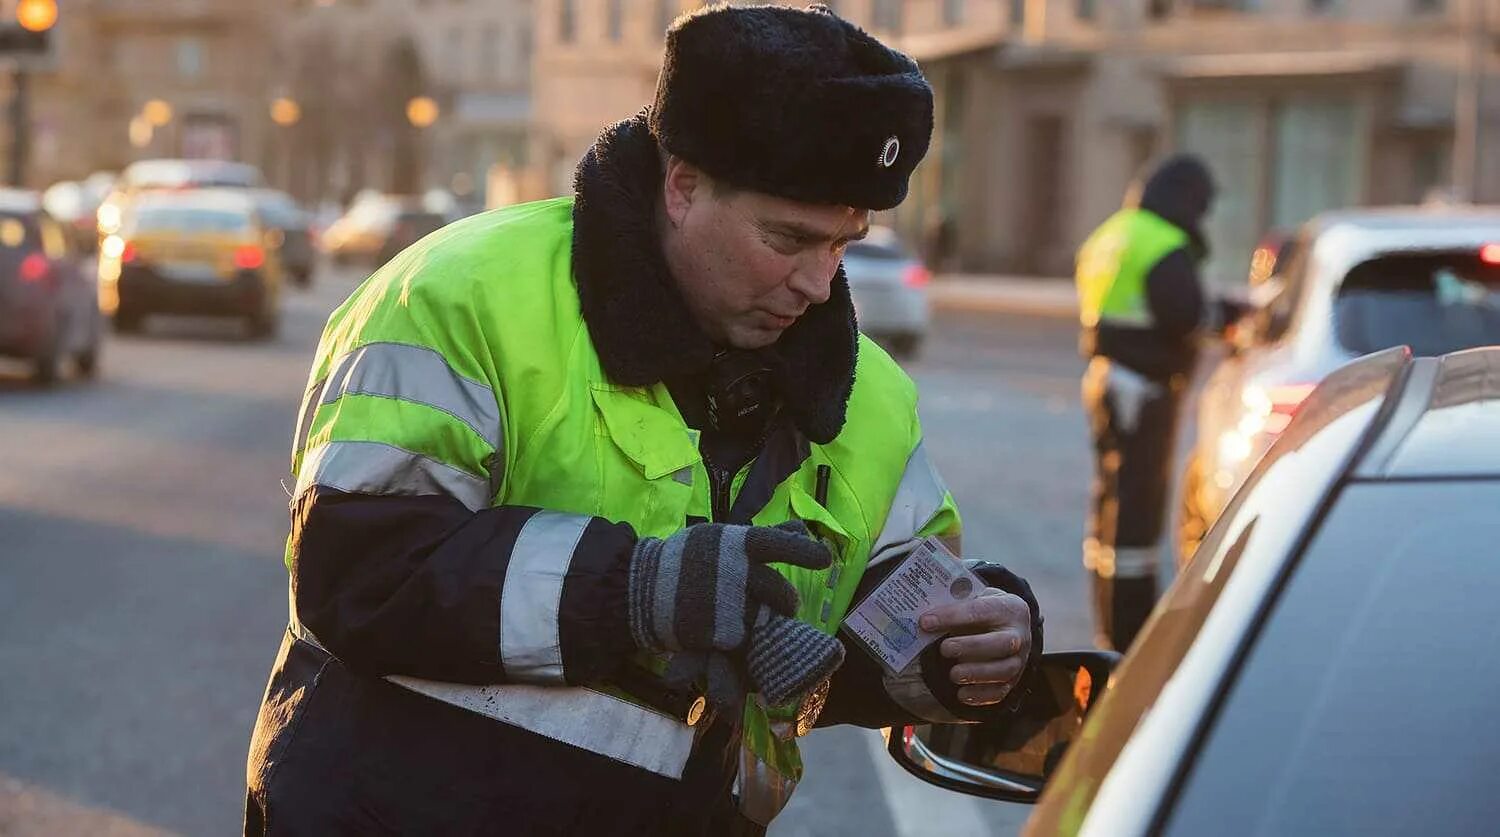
[142,99,173,127]
[406,96,439,129]
[16,0,58,33]
[270,97,302,127]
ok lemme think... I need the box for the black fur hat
[649,3,933,211]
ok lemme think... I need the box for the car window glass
[1164,481,1500,837]
[1258,227,1312,343]
[1334,250,1500,357]
[127,208,250,234]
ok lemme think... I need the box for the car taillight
[1481,244,1500,265]
[18,252,49,283]
[120,241,138,263]
[902,264,931,289]
[234,245,265,270]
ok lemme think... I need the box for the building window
[176,37,203,79]
[943,0,964,26]
[607,0,624,42]
[1077,0,1098,20]
[1148,0,1174,19]
[559,0,576,43]
[1412,0,1443,13]
[1307,0,1340,14]
[1009,0,1026,26]
[872,0,903,33]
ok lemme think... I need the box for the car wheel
[75,340,100,378]
[247,308,279,340]
[31,332,60,386]
[1177,454,1210,568]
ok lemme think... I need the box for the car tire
[247,308,279,340]
[1177,454,1211,568]
[30,326,60,387]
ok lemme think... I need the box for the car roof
[1304,206,1500,275]
[1352,348,1500,480]
[0,188,42,215]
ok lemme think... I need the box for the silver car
[844,225,929,358]
[1179,206,1500,558]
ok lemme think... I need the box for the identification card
[840,536,985,676]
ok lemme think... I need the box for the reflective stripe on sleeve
[384,676,696,779]
[295,440,492,511]
[498,511,592,684]
[294,341,502,455]
[868,441,952,568]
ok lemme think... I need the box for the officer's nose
[787,251,838,306]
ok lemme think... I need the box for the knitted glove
[747,606,846,706]
[628,521,831,655]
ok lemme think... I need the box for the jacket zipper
[707,459,731,523]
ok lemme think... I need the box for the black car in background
[890,345,1500,836]
[0,189,100,384]
[250,189,316,287]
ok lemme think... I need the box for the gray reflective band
[287,619,693,778]
[884,660,965,724]
[295,341,502,453]
[499,511,591,684]
[296,440,491,511]
[735,746,799,826]
[387,676,695,779]
[869,441,952,568]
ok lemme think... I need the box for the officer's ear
[661,153,707,230]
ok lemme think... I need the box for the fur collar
[570,112,857,445]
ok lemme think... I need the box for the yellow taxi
[98,189,283,338]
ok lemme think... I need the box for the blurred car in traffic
[0,189,101,384]
[844,225,929,359]
[1179,206,1500,558]
[890,346,1500,836]
[249,189,315,288]
[42,172,115,253]
[96,159,266,242]
[98,189,283,338]
[320,194,446,268]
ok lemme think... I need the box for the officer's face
[662,159,870,349]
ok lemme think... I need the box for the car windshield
[1335,250,1500,357]
[845,228,908,261]
[128,207,250,234]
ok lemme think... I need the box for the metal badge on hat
[878,136,900,169]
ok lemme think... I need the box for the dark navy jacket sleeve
[290,487,637,686]
[1144,247,1207,340]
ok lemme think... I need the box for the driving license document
[841,536,985,676]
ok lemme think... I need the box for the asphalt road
[0,265,1096,836]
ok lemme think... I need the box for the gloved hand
[746,606,845,706]
[628,520,831,656]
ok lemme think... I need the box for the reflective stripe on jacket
[285,196,962,824]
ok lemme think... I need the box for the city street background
[0,262,1093,837]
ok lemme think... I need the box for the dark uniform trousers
[1081,356,1184,652]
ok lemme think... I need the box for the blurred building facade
[18,0,283,188]
[916,0,1500,281]
[531,0,1499,282]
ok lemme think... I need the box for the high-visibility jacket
[1075,208,1190,331]
[286,195,960,824]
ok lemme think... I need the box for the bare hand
[918,589,1032,706]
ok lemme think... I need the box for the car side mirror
[885,650,1118,804]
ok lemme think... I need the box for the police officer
[245,6,1043,835]
[1075,154,1219,652]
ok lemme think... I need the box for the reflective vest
[287,196,960,825]
[1075,208,1189,330]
